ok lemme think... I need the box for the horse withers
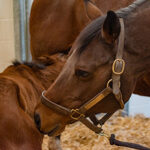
[34,0,150,136]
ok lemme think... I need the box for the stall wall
[129,94,150,117]
[0,0,15,72]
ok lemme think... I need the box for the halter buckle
[71,109,85,120]
[112,59,125,75]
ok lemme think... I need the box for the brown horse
[0,54,65,150]
[34,0,150,136]
[30,0,102,59]
[30,0,135,59]
[93,0,136,13]
[30,0,150,98]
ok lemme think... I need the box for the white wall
[129,94,150,117]
[0,0,15,72]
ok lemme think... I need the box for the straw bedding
[42,114,150,150]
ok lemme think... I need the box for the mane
[12,60,46,70]
[116,0,148,18]
[75,0,148,54]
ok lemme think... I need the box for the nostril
[34,113,41,130]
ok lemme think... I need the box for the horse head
[34,0,150,136]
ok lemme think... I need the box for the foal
[0,54,65,149]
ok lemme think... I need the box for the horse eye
[75,69,90,78]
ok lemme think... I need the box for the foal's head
[34,0,150,136]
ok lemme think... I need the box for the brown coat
[0,54,65,149]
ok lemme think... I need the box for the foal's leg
[48,136,62,150]
[43,136,62,150]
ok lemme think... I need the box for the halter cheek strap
[41,18,125,134]
[112,18,125,109]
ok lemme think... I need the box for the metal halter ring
[112,59,125,75]
[99,131,110,139]
[107,79,113,88]
[70,109,85,120]
[107,79,121,88]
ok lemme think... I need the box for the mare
[34,0,150,136]
[0,54,65,150]
[30,0,135,59]
[30,0,150,96]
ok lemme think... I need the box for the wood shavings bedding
[42,114,150,150]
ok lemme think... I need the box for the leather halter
[41,18,125,134]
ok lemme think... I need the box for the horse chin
[48,124,61,136]
[39,124,64,137]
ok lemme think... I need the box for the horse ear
[102,11,121,44]
[85,1,103,20]
[74,0,102,29]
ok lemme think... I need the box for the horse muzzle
[34,113,63,136]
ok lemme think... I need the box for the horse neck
[124,6,150,77]
[37,56,66,90]
[0,78,18,106]
[0,59,64,121]
[93,0,135,13]
[32,0,74,16]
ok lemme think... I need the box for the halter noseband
[41,18,125,134]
